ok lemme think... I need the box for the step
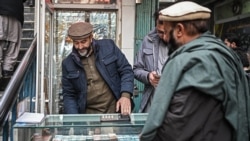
[24,6,35,13]
[22,29,35,38]
[24,13,35,21]
[23,21,35,29]
[17,49,28,61]
[21,38,33,48]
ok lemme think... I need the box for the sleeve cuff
[121,92,131,98]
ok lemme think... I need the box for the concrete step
[21,38,33,48]
[23,21,35,29]
[24,6,35,13]
[24,13,35,21]
[22,29,35,38]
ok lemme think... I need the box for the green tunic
[141,32,250,141]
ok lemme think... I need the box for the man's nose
[163,34,168,42]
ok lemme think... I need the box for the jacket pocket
[143,48,153,55]
[103,55,117,77]
[143,48,154,69]
[66,70,80,79]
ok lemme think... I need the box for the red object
[45,0,52,3]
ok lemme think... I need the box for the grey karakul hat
[159,1,211,22]
[68,22,93,40]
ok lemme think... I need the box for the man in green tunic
[140,1,250,141]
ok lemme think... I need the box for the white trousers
[0,15,22,77]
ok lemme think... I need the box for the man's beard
[162,39,168,46]
[168,29,181,55]
[78,46,91,57]
[78,49,88,56]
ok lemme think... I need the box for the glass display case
[13,113,147,141]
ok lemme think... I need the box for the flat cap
[159,1,211,22]
[68,22,93,40]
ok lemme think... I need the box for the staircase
[0,2,35,92]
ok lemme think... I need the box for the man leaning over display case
[61,22,134,115]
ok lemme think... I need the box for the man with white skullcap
[140,1,250,141]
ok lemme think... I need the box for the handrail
[0,35,37,127]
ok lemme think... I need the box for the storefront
[32,0,250,116]
[35,0,136,114]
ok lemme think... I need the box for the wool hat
[159,1,211,22]
[68,22,93,40]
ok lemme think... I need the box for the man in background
[0,0,26,78]
[223,33,250,75]
[141,1,250,141]
[223,32,240,49]
[133,9,169,112]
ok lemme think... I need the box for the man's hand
[149,71,161,87]
[116,97,131,115]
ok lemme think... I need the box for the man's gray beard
[78,50,88,57]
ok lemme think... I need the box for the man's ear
[175,23,184,37]
[89,33,94,42]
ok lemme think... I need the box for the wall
[120,0,136,65]
[214,0,250,24]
